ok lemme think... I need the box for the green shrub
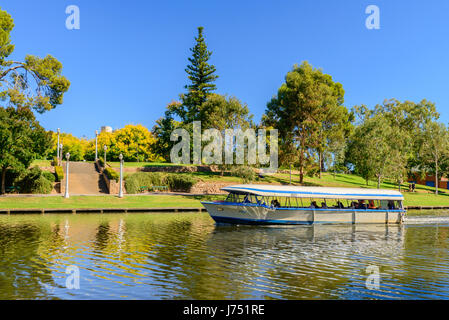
[124,172,197,193]
[125,172,164,194]
[16,167,53,194]
[230,166,256,183]
[42,171,56,183]
[30,175,53,194]
[163,175,197,192]
[104,167,119,182]
[54,166,64,182]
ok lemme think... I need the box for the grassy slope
[31,159,52,167]
[23,160,449,208]
[265,172,449,207]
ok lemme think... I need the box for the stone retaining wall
[102,171,125,195]
[190,181,234,194]
[96,161,125,194]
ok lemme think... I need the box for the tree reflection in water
[0,219,59,299]
[0,213,448,299]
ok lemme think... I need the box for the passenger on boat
[271,199,280,208]
[310,201,318,208]
[320,202,328,209]
[358,200,367,209]
[388,200,396,209]
[368,200,376,209]
[335,201,344,209]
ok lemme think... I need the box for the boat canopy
[221,184,404,201]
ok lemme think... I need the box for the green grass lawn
[0,195,221,209]
[31,159,52,167]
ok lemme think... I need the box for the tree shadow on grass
[330,177,372,188]
[382,181,449,196]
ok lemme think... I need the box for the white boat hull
[201,202,405,225]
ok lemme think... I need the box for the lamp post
[289,164,292,185]
[103,145,107,167]
[95,130,98,161]
[118,153,124,198]
[57,128,60,165]
[60,143,63,165]
[64,152,70,198]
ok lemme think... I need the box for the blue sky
[2,0,449,138]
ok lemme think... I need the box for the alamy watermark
[365,265,380,290]
[65,265,80,289]
[170,121,279,173]
[66,5,80,30]
[365,5,380,30]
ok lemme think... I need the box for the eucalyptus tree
[384,125,412,191]
[346,114,392,187]
[419,121,449,195]
[0,8,69,193]
[0,107,51,194]
[0,9,70,113]
[349,99,437,190]
[152,102,183,161]
[199,93,254,170]
[263,61,349,183]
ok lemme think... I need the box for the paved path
[63,162,108,194]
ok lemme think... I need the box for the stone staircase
[62,162,108,194]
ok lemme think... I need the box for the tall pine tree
[181,26,218,123]
[152,27,219,161]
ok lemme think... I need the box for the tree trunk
[318,152,322,179]
[1,168,6,195]
[435,157,439,195]
[377,175,381,189]
[299,138,305,184]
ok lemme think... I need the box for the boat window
[226,192,240,203]
[225,192,248,203]
[302,198,312,208]
[227,194,401,210]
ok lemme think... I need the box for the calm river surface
[0,212,448,300]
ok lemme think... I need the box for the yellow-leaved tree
[85,125,162,162]
[50,132,90,161]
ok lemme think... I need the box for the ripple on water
[0,213,449,299]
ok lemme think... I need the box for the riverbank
[26,160,449,207]
[0,194,217,209]
[1,194,449,217]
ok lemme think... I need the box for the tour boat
[201,184,406,225]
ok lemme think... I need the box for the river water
[0,212,448,300]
